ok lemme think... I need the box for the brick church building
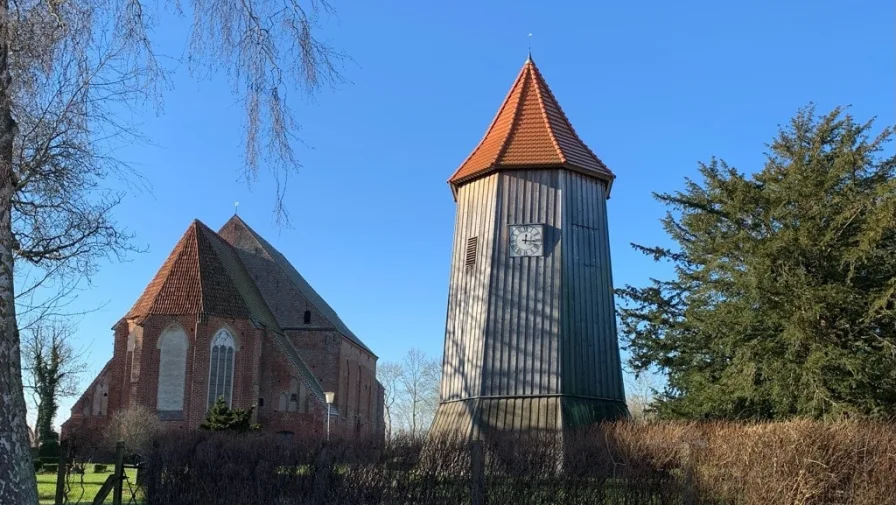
[62,215,383,441]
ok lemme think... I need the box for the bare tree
[624,371,661,422]
[376,361,401,442]
[0,1,344,502]
[105,404,162,455]
[383,348,440,438]
[22,319,86,443]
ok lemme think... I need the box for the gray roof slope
[218,215,374,356]
[200,222,328,404]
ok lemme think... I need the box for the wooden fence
[53,440,142,505]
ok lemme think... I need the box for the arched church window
[303,310,312,324]
[208,329,236,407]
[157,326,189,413]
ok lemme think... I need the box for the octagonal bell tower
[430,57,628,438]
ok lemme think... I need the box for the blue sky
[32,0,894,426]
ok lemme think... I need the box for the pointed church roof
[126,220,252,320]
[217,215,374,356]
[449,58,614,193]
[125,218,330,405]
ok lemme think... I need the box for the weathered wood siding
[435,168,626,435]
[482,170,563,398]
[559,171,625,401]
[440,174,498,401]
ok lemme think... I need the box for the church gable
[123,218,329,405]
[126,221,251,321]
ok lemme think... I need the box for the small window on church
[303,310,311,324]
[465,237,478,268]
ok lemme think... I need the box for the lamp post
[324,391,335,442]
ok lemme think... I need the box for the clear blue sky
[39,0,894,426]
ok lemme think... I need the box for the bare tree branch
[0,1,346,501]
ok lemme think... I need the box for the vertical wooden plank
[54,440,67,505]
[548,171,559,396]
[583,174,599,397]
[600,182,625,399]
[555,170,566,397]
[532,172,546,395]
[485,174,505,397]
[442,184,461,400]
[112,440,124,505]
[465,177,482,398]
[515,176,530,397]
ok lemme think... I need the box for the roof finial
[527,33,533,61]
[234,201,239,216]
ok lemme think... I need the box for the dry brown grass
[138,420,896,505]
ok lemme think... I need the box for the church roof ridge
[449,58,614,194]
[217,215,375,356]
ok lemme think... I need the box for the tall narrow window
[303,310,312,324]
[208,329,236,407]
[157,326,188,414]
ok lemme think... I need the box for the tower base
[429,396,629,440]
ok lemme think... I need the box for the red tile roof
[125,220,251,321]
[449,58,614,193]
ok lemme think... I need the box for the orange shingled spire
[449,58,614,194]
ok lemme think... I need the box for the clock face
[509,225,545,257]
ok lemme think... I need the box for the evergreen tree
[199,397,257,433]
[618,106,896,420]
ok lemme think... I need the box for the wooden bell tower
[430,58,628,438]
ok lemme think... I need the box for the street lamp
[324,391,335,442]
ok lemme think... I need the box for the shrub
[93,464,108,473]
[199,397,257,433]
[33,460,43,473]
[141,421,896,505]
[37,435,60,465]
[42,463,58,474]
[105,405,162,455]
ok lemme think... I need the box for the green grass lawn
[36,467,139,505]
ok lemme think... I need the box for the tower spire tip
[527,33,533,61]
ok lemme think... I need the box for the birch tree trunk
[0,2,37,502]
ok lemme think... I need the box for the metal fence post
[113,440,125,505]
[470,440,485,505]
[54,440,68,505]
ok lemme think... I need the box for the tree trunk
[36,392,58,442]
[0,0,38,502]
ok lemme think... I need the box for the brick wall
[64,315,384,443]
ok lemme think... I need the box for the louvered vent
[465,237,478,268]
